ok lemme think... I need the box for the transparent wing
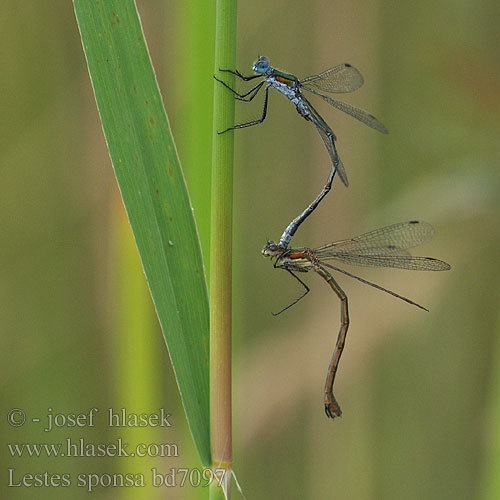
[317,221,435,252]
[301,63,364,93]
[314,221,451,271]
[321,254,450,271]
[320,262,430,311]
[304,87,388,134]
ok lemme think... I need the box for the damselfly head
[262,240,280,258]
[253,56,270,74]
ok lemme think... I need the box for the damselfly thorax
[266,76,311,119]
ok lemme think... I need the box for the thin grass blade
[73,0,210,466]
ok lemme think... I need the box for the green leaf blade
[74,0,210,466]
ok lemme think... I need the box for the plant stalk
[210,0,237,498]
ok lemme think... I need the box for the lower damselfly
[262,221,451,418]
[214,56,388,188]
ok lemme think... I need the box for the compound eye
[254,56,269,70]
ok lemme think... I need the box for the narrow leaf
[74,0,210,465]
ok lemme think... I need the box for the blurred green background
[2,1,500,499]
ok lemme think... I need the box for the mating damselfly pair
[216,57,450,418]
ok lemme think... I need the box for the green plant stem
[210,0,237,498]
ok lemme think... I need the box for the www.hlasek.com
[8,438,177,458]
[7,468,228,491]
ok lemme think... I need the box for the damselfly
[214,56,388,187]
[262,221,450,418]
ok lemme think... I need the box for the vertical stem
[210,0,237,498]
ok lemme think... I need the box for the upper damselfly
[262,221,450,418]
[215,56,388,188]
